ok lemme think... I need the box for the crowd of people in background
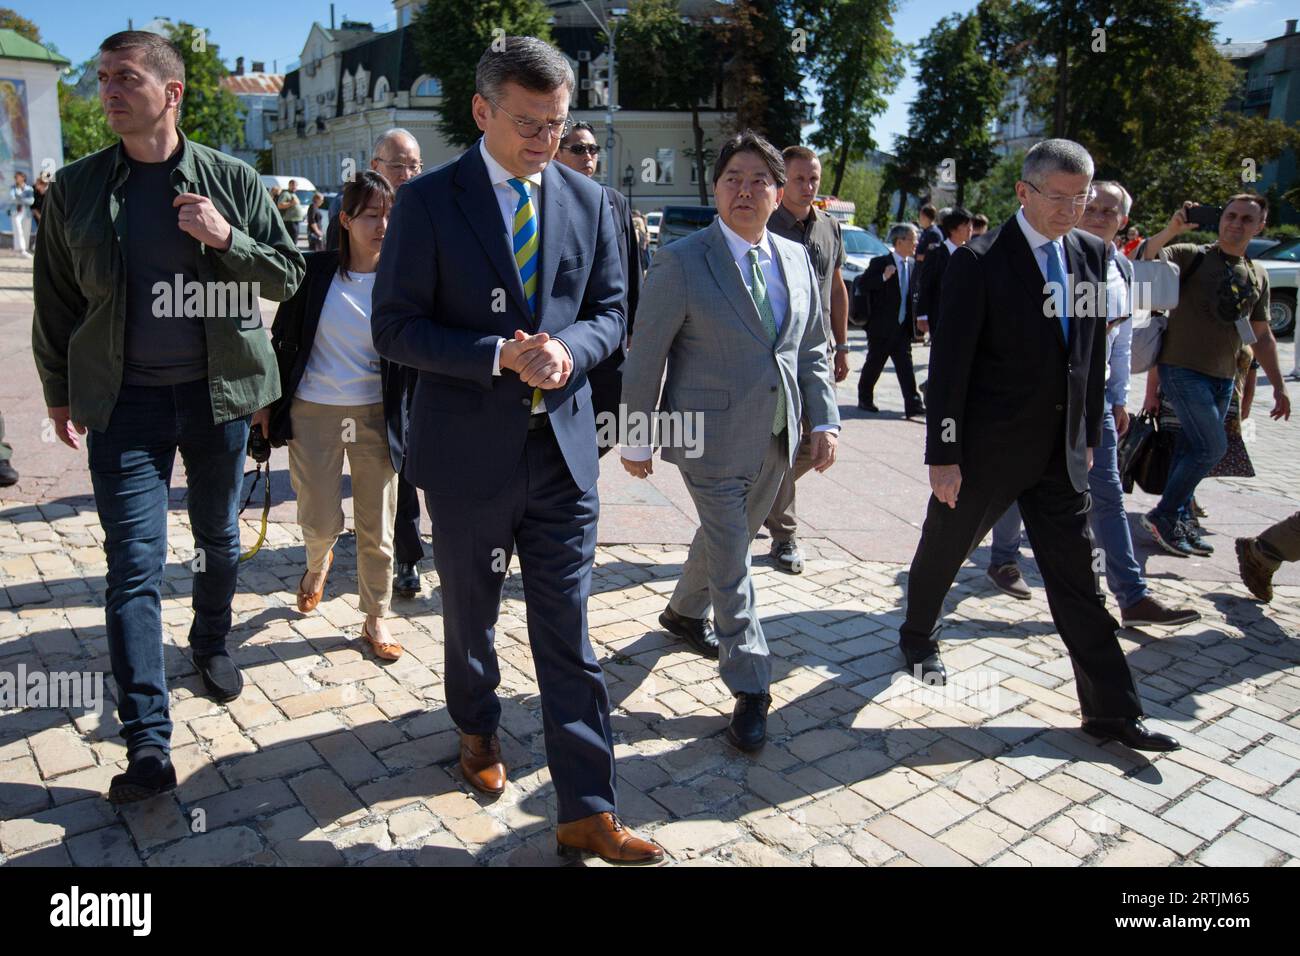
[18,28,1300,866]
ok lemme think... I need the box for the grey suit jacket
[621,218,839,478]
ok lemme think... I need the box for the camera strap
[238,462,271,562]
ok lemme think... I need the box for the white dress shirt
[480,139,568,412]
[716,217,787,332]
[1015,207,1060,282]
[1104,241,1133,407]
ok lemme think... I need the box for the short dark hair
[713,130,786,188]
[99,31,185,87]
[920,203,937,219]
[972,213,988,227]
[782,145,818,166]
[1225,193,1268,221]
[337,170,394,278]
[940,206,973,236]
[563,120,596,143]
[475,36,574,101]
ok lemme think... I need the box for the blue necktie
[1045,240,1069,343]
[897,258,910,324]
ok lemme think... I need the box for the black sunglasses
[564,144,600,157]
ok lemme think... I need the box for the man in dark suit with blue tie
[856,223,924,416]
[371,37,662,864]
[899,139,1178,753]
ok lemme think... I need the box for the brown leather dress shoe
[296,550,334,613]
[556,812,664,865]
[458,732,506,795]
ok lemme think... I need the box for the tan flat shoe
[296,549,334,613]
[362,620,403,661]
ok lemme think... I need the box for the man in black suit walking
[898,139,1178,753]
[914,206,972,340]
[856,223,923,416]
[553,120,640,455]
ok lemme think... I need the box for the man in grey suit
[620,131,840,752]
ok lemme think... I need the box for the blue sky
[27,0,1296,151]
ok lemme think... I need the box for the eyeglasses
[563,143,600,157]
[1024,180,1096,209]
[377,158,423,175]
[486,96,572,140]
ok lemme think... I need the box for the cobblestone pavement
[2,250,1298,866]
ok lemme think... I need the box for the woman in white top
[269,172,406,660]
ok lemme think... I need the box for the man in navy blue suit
[371,37,662,865]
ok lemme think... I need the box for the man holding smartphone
[1139,195,1291,558]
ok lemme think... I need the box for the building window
[413,76,441,97]
[373,76,389,102]
[656,148,675,185]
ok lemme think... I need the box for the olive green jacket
[32,133,305,431]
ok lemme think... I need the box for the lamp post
[577,2,628,189]
[623,163,634,201]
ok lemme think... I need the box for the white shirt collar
[943,238,959,255]
[478,138,543,189]
[1016,206,1057,251]
[717,216,773,265]
[893,249,910,268]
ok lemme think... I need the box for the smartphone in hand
[1185,205,1223,230]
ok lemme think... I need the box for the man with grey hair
[372,35,661,864]
[855,222,924,415]
[899,138,1179,753]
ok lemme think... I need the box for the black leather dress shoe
[108,750,177,804]
[904,400,926,418]
[1081,718,1180,752]
[903,652,946,685]
[726,693,771,752]
[857,400,879,413]
[659,606,719,659]
[193,650,243,703]
[0,459,17,487]
[393,561,421,598]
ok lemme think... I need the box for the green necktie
[747,247,786,435]
[509,177,544,412]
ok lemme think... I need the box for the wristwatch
[834,344,851,354]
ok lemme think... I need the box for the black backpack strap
[1180,248,1207,287]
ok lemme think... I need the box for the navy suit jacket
[371,141,626,500]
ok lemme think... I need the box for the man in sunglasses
[554,120,641,455]
[900,138,1179,753]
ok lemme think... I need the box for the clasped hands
[500,329,571,389]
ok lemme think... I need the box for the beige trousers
[288,398,398,616]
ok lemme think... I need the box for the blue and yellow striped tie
[508,178,543,411]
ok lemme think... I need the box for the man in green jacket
[32,30,304,803]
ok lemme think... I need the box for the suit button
[770,385,778,392]
[1055,404,1064,411]
[520,398,532,407]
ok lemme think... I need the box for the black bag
[1117,411,1155,493]
[1130,414,1177,496]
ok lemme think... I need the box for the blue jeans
[989,503,1024,568]
[1153,364,1232,523]
[1088,406,1148,609]
[88,380,250,755]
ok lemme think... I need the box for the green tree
[803,0,907,196]
[0,7,40,42]
[164,22,244,148]
[412,0,555,150]
[825,156,883,228]
[618,0,721,203]
[905,12,1005,206]
[720,0,807,148]
[961,149,1025,226]
[877,134,929,223]
[58,60,114,162]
